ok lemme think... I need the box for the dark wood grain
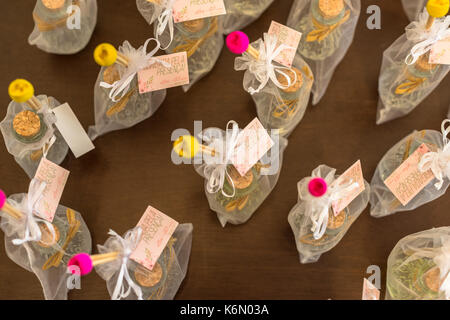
[0,0,449,300]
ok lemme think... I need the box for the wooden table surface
[0,0,449,300]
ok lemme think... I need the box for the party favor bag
[402,0,427,21]
[136,0,224,91]
[88,39,167,140]
[233,33,313,137]
[1,81,69,178]
[386,227,450,300]
[221,0,274,34]
[376,9,450,124]
[288,163,369,263]
[28,0,97,54]
[370,120,450,218]
[287,0,360,104]
[0,181,92,300]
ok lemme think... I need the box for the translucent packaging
[402,0,427,21]
[221,0,274,34]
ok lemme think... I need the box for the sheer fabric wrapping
[401,0,426,22]
[376,11,450,124]
[0,95,69,178]
[88,41,167,140]
[193,126,288,227]
[235,38,314,137]
[221,0,274,34]
[95,223,193,300]
[287,0,360,105]
[28,0,97,54]
[0,193,92,300]
[370,130,449,218]
[288,164,370,263]
[136,0,224,92]
[386,227,450,300]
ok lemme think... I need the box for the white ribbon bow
[12,179,56,246]
[100,38,170,102]
[418,119,450,190]
[307,175,359,240]
[109,227,143,300]
[434,237,450,299]
[405,10,450,65]
[241,33,297,95]
[202,121,241,198]
[155,0,175,50]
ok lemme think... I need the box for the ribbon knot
[237,33,297,95]
[108,227,143,300]
[418,119,450,190]
[405,10,450,65]
[434,237,450,299]
[12,179,56,246]
[155,0,175,50]
[100,38,171,102]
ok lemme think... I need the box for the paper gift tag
[429,37,450,65]
[130,206,179,271]
[384,144,435,206]
[138,52,190,94]
[52,103,95,158]
[268,21,302,67]
[230,118,275,176]
[362,278,380,300]
[34,158,69,222]
[172,0,226,23]
[331,160,366,216]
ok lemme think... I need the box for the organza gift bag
[0,180,92,300]
[233,33,313,137]
[221,0,274,34]
[288,164,369,263]
[376,9,450,124]
[402,0,427,21]
[1,80,69,178]
[370,120,450,218]
[28,0,97,54]
[287,0,360,105]
[136,0,224,91]
[386,227,450,300]
[88,39,167,140]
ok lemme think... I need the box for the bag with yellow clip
[172,121,288,227]
[28,0,97,54]
[88,40,167,140]
[136,0,224,91]
[286,0,360,105]
[376,0,450,124]
[0,181,91,300]
[0,79,69,178]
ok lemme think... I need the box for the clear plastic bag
[402,0,427,21]
[136,0,224,92]
[235,36,313,137]
[193,125,288,227]
[376,11,450,124]
[288,164,370,263]
[386,227,450,300]
[95,224,193,300]
[28,0,97,54]
[287,0,360,105]
[88,41,167,140]
[370,129,449,218]
[0,95,69,178]
[0,193,92,300]
[221,0,274,34]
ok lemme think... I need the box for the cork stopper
[13,110,41,138]
[327,210,346,230]
[424,266,442,292]
[37,223,60,248]
[183,19,206,32]
[277,67,303,93]
[226,166,254,190]
[318,0,345,19]
[415,52,437,72]
[102,65,121,85]
[42,0,65,10]
[134,263,163,287]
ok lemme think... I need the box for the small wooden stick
[426,16,435,30]
[199,144,216,156]
[91,252,120,266]
[0,190,23,220]
[116,52,129,67]
[246,45,260,60]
